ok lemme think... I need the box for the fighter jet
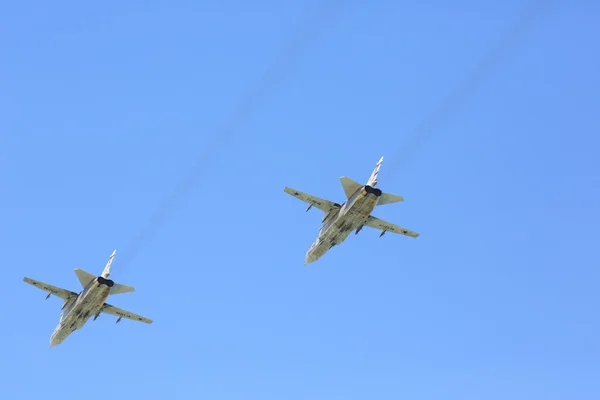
[23,249,153,347]
[284,157,419,264]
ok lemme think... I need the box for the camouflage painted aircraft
[284,157,419,264]
[23,250,152,347]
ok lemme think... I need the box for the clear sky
[2,1,599,399]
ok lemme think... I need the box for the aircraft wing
[23,277,78,300]
[284,187,339,212]
[101,303,153,324]
[364,215,419,238]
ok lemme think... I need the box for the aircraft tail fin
[74,269,96,287]
[367,157,384,187]
[110,283,135,295]
[377,192,404,206]
[339,177,362,198]
[100,249,134,294]
[101,249,116,278]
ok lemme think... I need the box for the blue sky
[2,1,599,399]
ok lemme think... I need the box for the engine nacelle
[364,185,382,197]
[321,204,341,223]
[97,276,114,287]
[61,297,75,310]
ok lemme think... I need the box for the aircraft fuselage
[50,277,113,346]
[305,185,382,263]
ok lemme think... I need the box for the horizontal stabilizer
[101,303,153,324]
[339,177,362,198]
[377,193,404,206]
[110,283,135,295]
[74,269,95,288]
[23,277,77,301]
[284,187,339,213]
[364,215,419,238]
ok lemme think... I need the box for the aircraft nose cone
[49,335,61,347]
[305,253,317,265]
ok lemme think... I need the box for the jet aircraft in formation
[284,156,419,264]
[23,250,152,347]
[24,156,418,346]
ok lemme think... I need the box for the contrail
[386,0,553,177]
[119,1,346,270]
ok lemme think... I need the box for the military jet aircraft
[284,157,419,264]
[23,249,153,347]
